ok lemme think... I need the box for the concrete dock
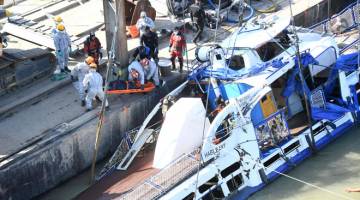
[0,0,358,199]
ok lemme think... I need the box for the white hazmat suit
[53,30,71,71]
[71,61,90,101]
[144,60,160,86]
[128,60,145,85]
[83,69,108,110]
[136,12,155,36]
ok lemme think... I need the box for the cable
[194,0,223,196]
[225,1,254,23]
[270,169,355,200]
[249,0,277,13]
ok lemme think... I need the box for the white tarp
[153,98,210,169]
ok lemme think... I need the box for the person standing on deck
[53,24,72,73]
[189,0,206,44]
[169,26,186,73]
[140,26,159,63]
[136,11,155,37]
[71,56,94,107]
[83,63,109,111]
[83,32,102,65]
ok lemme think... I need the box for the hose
[249,0,277,13]
[225,2,254,23]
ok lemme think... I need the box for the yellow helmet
[89,63,97,69]
[5,10,12,17]
[57,24,65,31]
[54,16,63,23]
[85,56,95,65]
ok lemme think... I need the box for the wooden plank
[3,23,56,49]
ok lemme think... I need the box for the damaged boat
[84,12,360,200]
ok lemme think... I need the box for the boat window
[226,174,244,193]
[213,114,232,144]
[221,162,240,178]
[256,31,291,62]
[263,153,280,167]
[202,186,225,200]
[182,192,195,200]
[199,176,219,193]
[228,55,245,70]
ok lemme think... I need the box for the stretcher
[106,81,155,94]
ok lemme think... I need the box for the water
[38,160,107,200]
[247,126,360,200]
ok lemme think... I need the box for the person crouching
[140,57,160,87]
[83,63,109,111]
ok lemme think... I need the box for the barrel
[158,59,171,77]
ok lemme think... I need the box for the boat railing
[309,2,359,53]
[309,2,359,33]
[120,149,201,200]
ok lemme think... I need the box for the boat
[81,8,360,200]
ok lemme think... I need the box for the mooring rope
[269,169,356,200]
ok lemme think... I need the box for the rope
[194,0,222,197]
[269,169,356,200]
[228,144,356,200]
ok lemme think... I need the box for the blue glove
[57,50,63,57]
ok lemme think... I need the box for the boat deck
[77,151,158,200]
[288,111,308,136]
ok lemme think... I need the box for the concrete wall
[0,77,183,200]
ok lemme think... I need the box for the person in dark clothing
[140,26,159,63]
[189,0,206,44]
[84,32,102,64]
[132,45,151,62]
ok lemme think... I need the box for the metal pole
[288,1,317,152]
[115,0,129,68]
[90,4,119,183]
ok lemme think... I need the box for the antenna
[288,0,317,152]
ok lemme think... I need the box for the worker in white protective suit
[128,60,146,89]
[83,63,109,111]
[71,56,94,106]
[141,58,160,87]
[136,11,155,37]
[54,24,71,73]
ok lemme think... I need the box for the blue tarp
[282,53,318,99]
[324,51,359,96]
[283,52,358,121]
[312,102,350,121]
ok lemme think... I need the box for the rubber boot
[64,66,71,73]
[179,58,183,73]
[81,100,86,107]
[170,57,176,70]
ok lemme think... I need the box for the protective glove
[85,89,88,93]
[57,50,63,57]
[70,75,76,82]
[140,85,145,90]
